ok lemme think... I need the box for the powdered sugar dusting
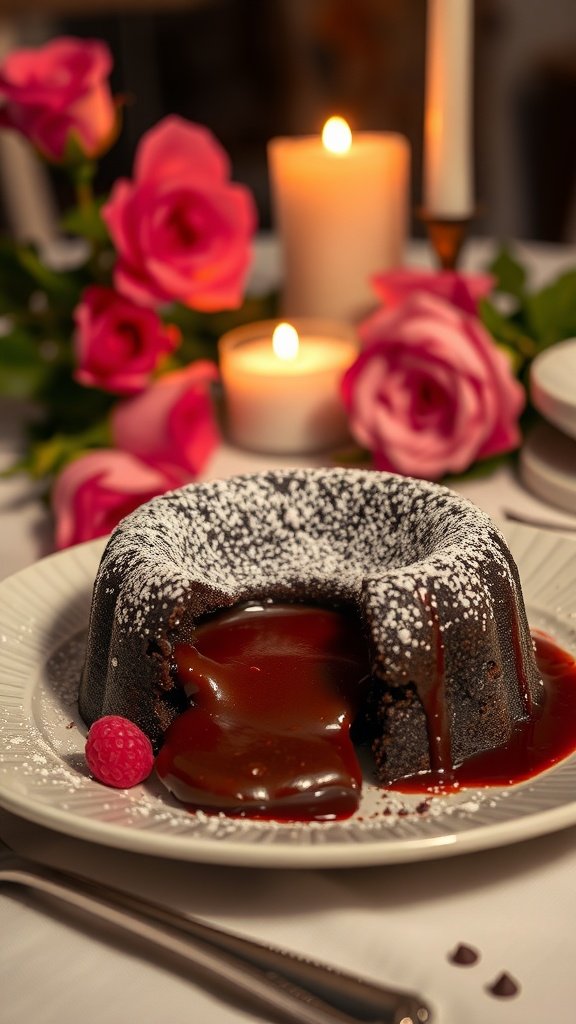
[78,467,542,790]
[90,467,525,680]
[1,520,576,863]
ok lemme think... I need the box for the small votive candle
[218,318,359,454]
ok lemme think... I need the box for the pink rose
[73,286,180,395]
[112,361,220,477]
[372,268,494,316]
[342,292,525,479]
[102,115,257,310]
[52,451,182,549]
[0,36,116,162]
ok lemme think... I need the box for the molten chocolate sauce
[395,629,576,793]
[154,604,576,822]
[155,603,371,821]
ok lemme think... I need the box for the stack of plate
[521,339,576,513]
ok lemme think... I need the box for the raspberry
[85,715,154,788]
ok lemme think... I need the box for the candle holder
[418,210,474,271]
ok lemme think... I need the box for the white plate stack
[521,339,576,513]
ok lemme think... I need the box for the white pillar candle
[218,318,359,454]
[424,0,474,218]
[268,118,410,323]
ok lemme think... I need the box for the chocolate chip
[448,943,480,966]
[487,972,520,998]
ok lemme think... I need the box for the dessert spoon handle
[0,852,431,1024]
[502,508,576,532]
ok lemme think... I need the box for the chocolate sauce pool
[154,604,576,821]
[395,629,576,794]
[155,603,371,821]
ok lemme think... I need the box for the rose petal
[52,450,182,549]
[111,361,220,475]
[371,268,495,315]
[73,286,180,395]
[0,36,115,160]
[343,290,524,480]
[102,116,256,310]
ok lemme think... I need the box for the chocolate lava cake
[78,468,543,786]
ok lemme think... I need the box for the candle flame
[272,322,299,361]
[322,116,352,155]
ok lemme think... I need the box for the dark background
[2,0,576,243]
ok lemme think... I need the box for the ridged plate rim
[0,522,575,868]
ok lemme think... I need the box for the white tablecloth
[2,238,576,1024]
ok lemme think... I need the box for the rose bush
[112,361,220,477]
[0,36,116,161]
[52,451,183,549]
[73,286,181,394]
[342,287,525,480]
[102,116,257,310]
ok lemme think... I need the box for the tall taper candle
[424,0,474,217]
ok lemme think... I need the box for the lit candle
[268,118,410,323]
[218,318,358,453]
[423,0,474,217]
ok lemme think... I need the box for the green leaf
[25,419,112,479]
[29,435,72,478]
[524,271,576,349]
[0,239,44,314]
[168,289,280,365]
[444,452,511,484]
[62,133,98,173]
[16,246,81,304]
[488,247,527,300]
[31,370,116,438]
[478,299,537,365]
[331,444,372,467]
[0,327,50,398]
[61,198,111,245]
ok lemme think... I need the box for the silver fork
[0,837,432,1024]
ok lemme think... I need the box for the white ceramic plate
[520,421,576,515]
[0,524,575,869]
[530,337,576,440]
